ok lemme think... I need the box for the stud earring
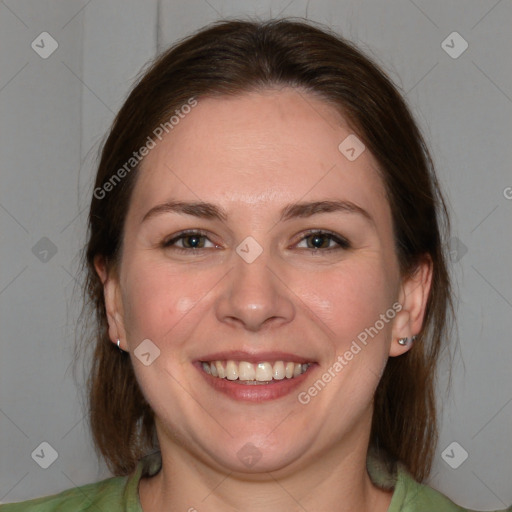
[397,335,417,346]
[117,339,124,352]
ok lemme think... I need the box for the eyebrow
[141,199,374,225]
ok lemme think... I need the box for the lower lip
[195,363,317,402]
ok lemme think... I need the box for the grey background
[1,0,511,509]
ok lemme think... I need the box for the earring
[117,339,124,352]
[397,335,417,346]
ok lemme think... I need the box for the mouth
[195,352,317,402]
[200,360,312,384]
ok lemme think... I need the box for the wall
[1,0,511,508]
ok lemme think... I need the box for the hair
[77,17,453,481]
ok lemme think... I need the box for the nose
[214,249,295,332]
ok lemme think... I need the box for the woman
[2,18,509,512]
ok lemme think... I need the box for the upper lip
[196,350,316,365]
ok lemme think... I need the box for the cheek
[120,258,210,349]
[298,257,396,345]
[296,258,396,407]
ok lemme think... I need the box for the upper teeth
[201,360,311,381]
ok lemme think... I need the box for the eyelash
[161,229,351,254]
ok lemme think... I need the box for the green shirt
[1,450,510,511]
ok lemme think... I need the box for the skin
[95,87,432,512]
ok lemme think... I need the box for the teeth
[273,361,285,380]
[215,361,226,379]
[226,360,238,380]
[255,362,273,381]
[238,361,255,380]
[201,360,312,381]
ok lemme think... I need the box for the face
[98,87,430,475]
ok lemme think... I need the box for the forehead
[130,88,389,221]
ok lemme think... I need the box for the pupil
[311,235,326,249]
[187,236,201,248]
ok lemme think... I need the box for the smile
[201,360,313,383]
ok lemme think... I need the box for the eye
[295,230,351,252]
[162,230,218,252]
[161,229,351,254]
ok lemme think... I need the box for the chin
[201,432,309,475]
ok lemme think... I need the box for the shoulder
[395,465,511,512]
[0,475,128,512]
[367,449,511,512]
[0,451,161,512]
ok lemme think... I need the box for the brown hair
[77,18,453,481]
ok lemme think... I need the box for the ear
[389,255,433,357]
[93,254,127,351]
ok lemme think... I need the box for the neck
[139,429,393,512]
